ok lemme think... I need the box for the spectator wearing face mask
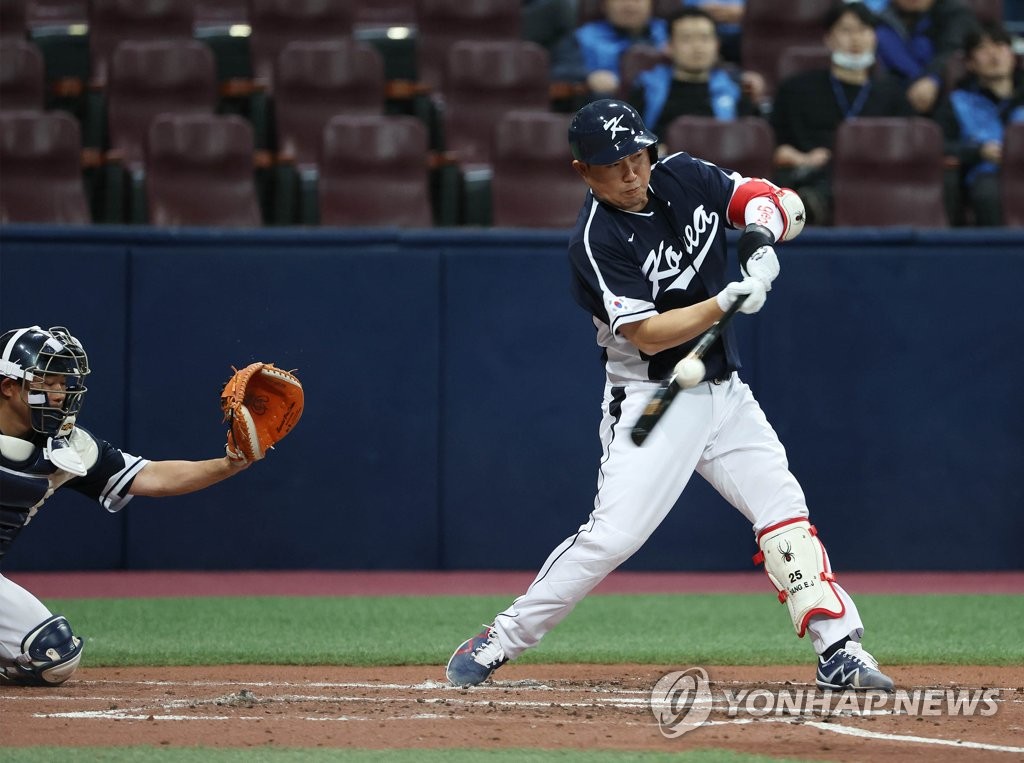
[769,1,914,225]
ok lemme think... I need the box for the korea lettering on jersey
[569,152,742,383]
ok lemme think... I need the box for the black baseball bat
[630,293,748,446]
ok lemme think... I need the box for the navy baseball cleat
[816,641,894,691]
[446,625,507,687]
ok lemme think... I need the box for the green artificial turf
[42,593,1023,667]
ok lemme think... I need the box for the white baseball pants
[493,373,863,658]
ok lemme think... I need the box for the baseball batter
[0,326,253,686]
[447,99,894,692]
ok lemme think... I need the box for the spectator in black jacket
[770,2,915,225]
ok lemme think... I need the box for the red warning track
[7,570,1023,598]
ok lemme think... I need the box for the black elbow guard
[737,224,776,271]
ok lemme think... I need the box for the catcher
[0,325,303,686]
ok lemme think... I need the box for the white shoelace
[472,630,506,667]
[845,641,880,669]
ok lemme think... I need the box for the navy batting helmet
[568,99,658,165]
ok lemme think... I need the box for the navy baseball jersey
[0,427,148,565]
[569,151,743,383]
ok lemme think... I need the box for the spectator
[874,0,979,114]
[630,7,763,141]
[682,0,744,63]
[934,23,1024,226]
[550,0,670,97]
[771,2,915,225]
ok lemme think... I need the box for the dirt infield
[3,571,1021,759]
[2,664,1022,760]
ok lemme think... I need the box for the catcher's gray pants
[0,573,54,668]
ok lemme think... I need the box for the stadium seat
[491,110,581,229]
[0,38,46,111]
[247,0,354,89]
[318,114,432,227]
[776,44,832,86]
[145,113,262,227]
[87,0,194,87]
[106,39,219,172]
[0,109,91,223]
[1001,122,1024,227]
[441,39,551,166]
[0,0,27,38]
[353,0,416,28]
[416,0,521,92]
[740,0,833,97]
[616,43,670,101]
[832,118,948,228]
[273,40,386,168]
[662,116,775,180]
[24,0,86,28]
[193,0,248,29]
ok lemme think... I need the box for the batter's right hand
[717,278,767,314]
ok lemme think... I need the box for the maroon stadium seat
[273,39,386,169]
[145,113,262,227]
[441,39,551,166]
[415,0,521,91]
[318,114,432,227]
[663,116,776,180]
[246,0,354,89]
[0,110,90,223]
[740,0,833,97]
[87,0,194,87]
[491,110,581,229]
[832,118,948,228]
[1001,122,1024,227]
[0,38,45,111]
[106,39,218,171]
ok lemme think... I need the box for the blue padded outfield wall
[1,225,1022,572]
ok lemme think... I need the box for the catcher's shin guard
[5,615,85,686]
[753,518,844,637]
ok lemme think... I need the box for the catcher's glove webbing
[220,362,303,462]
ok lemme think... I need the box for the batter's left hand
[742,245,780,291]
[717,278,767,314]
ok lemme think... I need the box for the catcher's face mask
[0,326,90,438]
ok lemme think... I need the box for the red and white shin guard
[753,518,844,637]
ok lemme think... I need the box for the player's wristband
[738,223,776,272]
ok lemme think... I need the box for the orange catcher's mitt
[220,362,303,462]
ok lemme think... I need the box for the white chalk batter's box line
[6,679,1022,755]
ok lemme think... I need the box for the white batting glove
[741,245,780,291]
[716,277,767,314]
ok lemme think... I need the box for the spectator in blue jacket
[551,0,670,97]
[935,23,1024,225]
[630,7,763,141]
[874,0,979,114]
[682,0,744,63]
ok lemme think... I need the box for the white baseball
[674,357,705,389]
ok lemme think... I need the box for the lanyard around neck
[830,75,873,119]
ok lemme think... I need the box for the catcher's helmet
[568,98,658,165]
[0,325,89,438]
